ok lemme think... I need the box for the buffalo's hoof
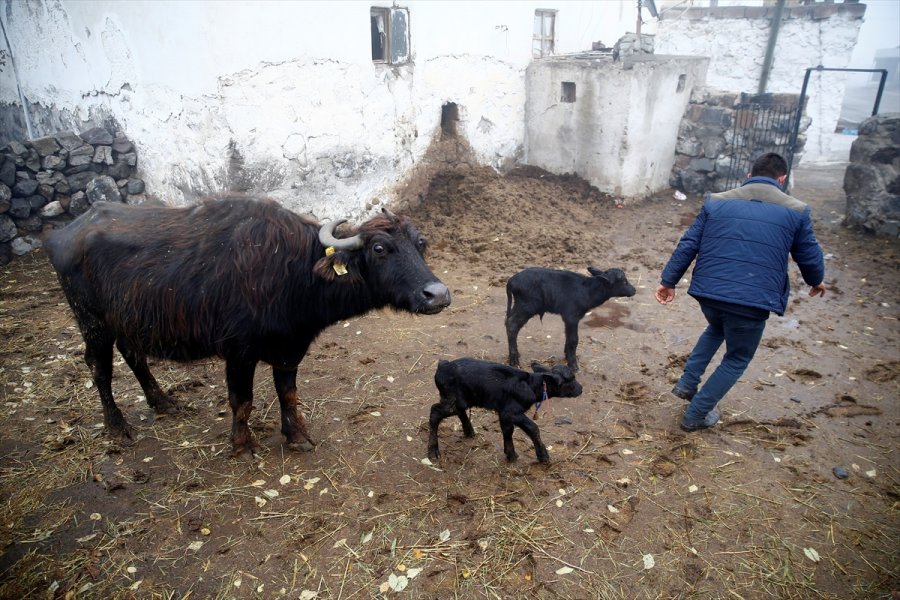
[537,453,551,464]
[427,448,440,462]
[107,418,135,445]
[286,439,315,452]
[113,430,136,447]
[150,395,180,415]
[230,439,262,459]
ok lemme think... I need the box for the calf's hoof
[537,452,551,464]
[505,452,519,463]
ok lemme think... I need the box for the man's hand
[809,283,826,297]
[656,284,676,305]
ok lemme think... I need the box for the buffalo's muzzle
[419,281,451,314]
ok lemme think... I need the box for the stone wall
[655,2,865,164]
[843,114,900,237]
[0,127,145,266]
[671,90,807,195]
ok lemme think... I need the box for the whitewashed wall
[525,56,708,198]
[654,9,865,164]
[0,0,648,218]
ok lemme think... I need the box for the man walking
[656,153,826,431]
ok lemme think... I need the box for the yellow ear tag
[325,246,348,275]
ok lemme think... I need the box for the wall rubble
[0,127,144,266]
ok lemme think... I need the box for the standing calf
[506,266,636,371]
[427,358,583,464]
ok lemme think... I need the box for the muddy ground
[0,163,897,599]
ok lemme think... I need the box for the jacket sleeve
[791,208,825,286]
[660,203,708,287]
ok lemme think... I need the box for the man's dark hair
[750,153,788,179]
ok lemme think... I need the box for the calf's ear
[539,371,565,390]
[530,362,549,374]
[588,267,612,283]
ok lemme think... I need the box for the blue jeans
[679,302,767,424]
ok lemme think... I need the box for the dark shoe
[680,409,720,432]
[671,383,696,401]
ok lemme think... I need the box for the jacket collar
[742,176,784,191]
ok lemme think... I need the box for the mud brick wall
[670,90,807,195]
[0,127,146,266]
[844,114,900,237]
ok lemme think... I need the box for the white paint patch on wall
[655,12,864,164]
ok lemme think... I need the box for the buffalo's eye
[373,243,385,254]
[417,238,427,250]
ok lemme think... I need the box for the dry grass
[2,166,899,598]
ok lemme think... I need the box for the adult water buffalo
[44,196,451,456]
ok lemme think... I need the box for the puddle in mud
[584,303,643,331]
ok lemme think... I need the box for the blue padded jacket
[660,177,824,316]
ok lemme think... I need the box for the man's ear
[777,174,787,185]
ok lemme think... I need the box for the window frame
[532,9,556,58]
[371,6,410,65]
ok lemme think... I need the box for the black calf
[427,358,583,464]
[506,266,636,371]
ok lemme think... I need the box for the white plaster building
[0,0,654,217]
[0,0,878,216]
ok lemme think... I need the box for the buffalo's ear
[313,251,361,283]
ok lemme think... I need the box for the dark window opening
[441,103,459,137]
[561,81,576,103]
[677,74,687,93]
[371,6,409,65]
[371,8,388,61]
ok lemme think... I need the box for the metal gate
[724,67,889,191]
[723,102,798,190]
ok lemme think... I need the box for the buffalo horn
[382,207,398,220]
[319,219,364,250]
